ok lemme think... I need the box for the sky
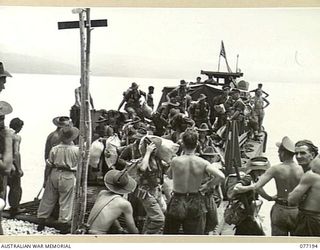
[0,6,320,83]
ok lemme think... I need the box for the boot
[57,222,71,234]
[37,218,46,231]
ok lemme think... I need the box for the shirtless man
[88,169,138,234]
[251,89,270,133]
[0,101,14,234]
[249,83,269,98]
[294,140,318,173]
[8,118,25,217]
[163,129,225,234]
[235,136,304,235]
[288,142,320,236]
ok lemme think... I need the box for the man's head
[222,85,231,94]
[131,82,139,90]
[148,86,154,94]
[200,146,217,163]
[52,116,71,128]
[0,62,12,93]
[276,136,295,162]
[231,88,240,100]
[258,83,263,89]
[59,126,79,144]
[104,169,136,195]
[179,80,187,89]
[182,129,198,151]
[295,140,318,170]
[196,123,209,137]
[9,118,24,133]
[196,77,201,83]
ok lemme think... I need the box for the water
[1,73,319,235]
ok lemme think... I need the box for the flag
[220,40,226,58]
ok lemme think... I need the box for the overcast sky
[0,6,319,83]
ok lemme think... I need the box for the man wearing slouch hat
[37,126,80,234]
[0,62,12,93]
[87,169,138,234]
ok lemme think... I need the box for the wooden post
[78,7,92,230]
[71,8,86,234]
[58,8,108,234]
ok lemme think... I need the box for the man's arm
[263,97,270,109]
[249,88,258,93]
[140,90,146,98]
[256,187,274,201]
[234,167,275,193]
[138,143,156,172]
[122,201,139,234]
[12,134,23,176]
[0,129,14,174]
[262,90,269,98]
[288,173,313,205]
[205,162,225,185]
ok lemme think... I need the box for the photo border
[0,0,319,244]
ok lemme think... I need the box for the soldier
[189,94,211,128]
[166,80,189,113]
[118,82,146,119]
[0,62,12,93]
[212,85,231,131]
[146,86,155,110]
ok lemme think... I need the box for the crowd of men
[0,62,320,236]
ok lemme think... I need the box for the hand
[233,183,247,194]
[17,169,24,177]
[199,183,208,194]
[146,142,156,154]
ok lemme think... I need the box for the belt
[173,191,200,196]
[275,199,296,207]
[55,167,76,172]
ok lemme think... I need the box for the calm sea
[1,73,319,235]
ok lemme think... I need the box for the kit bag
[224,200,246,225]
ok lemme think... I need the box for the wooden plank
[58,19,108,29]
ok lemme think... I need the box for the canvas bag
[139,135,180,164]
